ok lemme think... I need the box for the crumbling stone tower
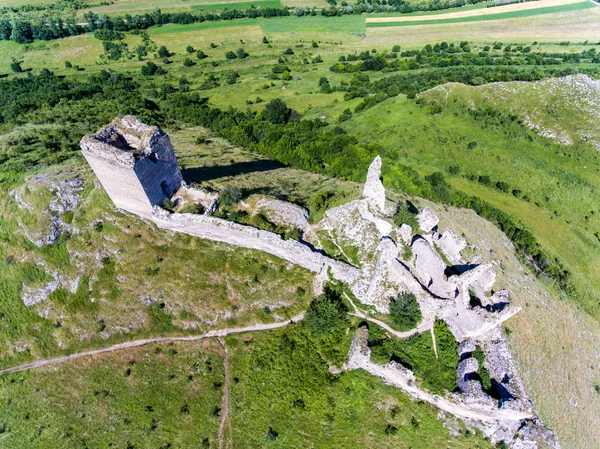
[80,116,183,217]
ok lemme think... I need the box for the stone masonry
[80,116,183,217]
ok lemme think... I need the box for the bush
[393,201,418,229]
[186,45,194,54]
[219,186,242,205]
[283,47,294,55]
[179,203,205,214]
[10,61,22,73]
[236,47,248,59]
[64,61,72,68]
[225,51,237,60]
[141,61,159,76]
[196,50,208,59]
[183,58,195,67]
[392,45,400,52]
[303,286,348,336]
[389,293,422,331]
[158,45,170,58]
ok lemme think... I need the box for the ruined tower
[80,116,183,217]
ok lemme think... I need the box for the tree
[210,42,217,48]
[10,60,23,73]
[283,47,294,55]
[64,61,72,68]
[389,293,422,331]
[158,45,170,58]
[225,71,238,85]
[183,58,195,67]
[263,98,291,125]
[304,286,349,335]
[225,51,237,60]
[196,50,207,59]
[236,47,247,59]
[281,71,292,81]
[392,44,400,52]
[0,20,12,40]
[312,41,318,48]
[141,61,158,76]
[262,36,269,44]
[186,45,194,53]
[11,21,33,44]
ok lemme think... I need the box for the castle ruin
[80,116,183,217]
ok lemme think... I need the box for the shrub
[225,51,237,60]
[196,50,208,59]
[162,198,175,211]
[312,41,318,48]
[158,45,170,58]
[393,201,418,229]
[210,42,217,48]
[389,293,422,331]
[236,47,248,59]
[64,61,72,68]
[179,203,205,214]
[186,45,194,54]
[392,45,400,52]
[10,61,22,73]
[271,63,289,74]
[141,61,159,76]
[219,186,242,205]
[183,58,195,67]
[303,286,348,336]
[283,47,294,55]
[262,36,269,44]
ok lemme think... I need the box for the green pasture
[227,325,491,448]
[0,342,224,448]
[366,1,597,27]
[191,0,284,10]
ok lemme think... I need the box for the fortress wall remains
[135,134,183,207]
[151,208,360,284]
[81,149,154,218]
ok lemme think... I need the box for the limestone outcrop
[362,155,386,213]
[417,207,439,233]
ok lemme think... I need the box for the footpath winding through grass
[367,1,596,27]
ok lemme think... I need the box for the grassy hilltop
[1,0,600,447]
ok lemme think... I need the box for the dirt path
[217,338,231,449]
[430,327,439,360]
[344,293,433,339]
[0,313,304,376]
[356,358,534,423]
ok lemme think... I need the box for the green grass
[191,0,284,10]
[0,341,224,448]
[366,1,596,27]
[341,91,600,317]
[261,14,366,34]
[227,325,491,448]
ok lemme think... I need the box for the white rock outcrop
[362,156,386,213]
[435,228,467,264]
[417,207,439,233]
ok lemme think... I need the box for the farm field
[366,0,592,25]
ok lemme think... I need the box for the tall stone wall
[151,207,361,284]
[80,116,183,217]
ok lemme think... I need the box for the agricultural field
[1,1,600,448]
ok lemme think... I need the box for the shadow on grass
[182,160,283,183]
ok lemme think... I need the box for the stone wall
[151,207,360,284]
[80,116,182,217]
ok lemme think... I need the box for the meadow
[1,2,600,447]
